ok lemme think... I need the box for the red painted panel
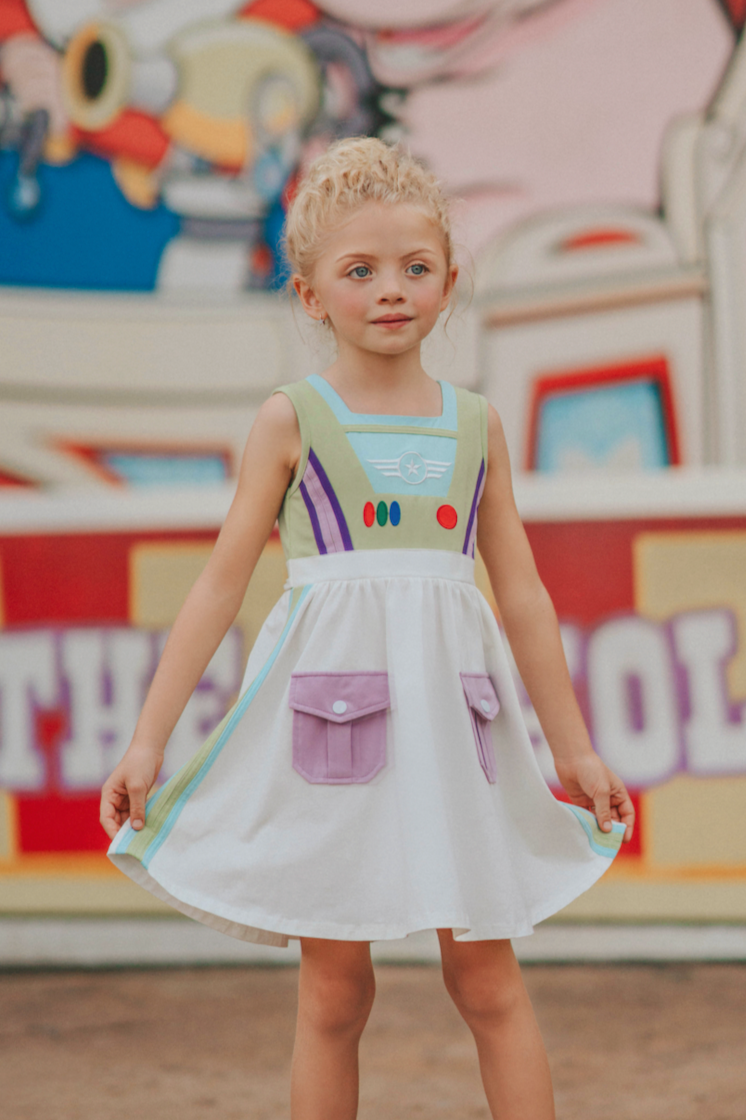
[525,522,635,623]
[1,535,131,624]
[16,795,109,853]
[525,517,746,625]
[0,530,219,625]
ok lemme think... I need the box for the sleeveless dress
[108,375,624,946]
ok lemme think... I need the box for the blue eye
[408,263,427,275]
[350,265,370,278]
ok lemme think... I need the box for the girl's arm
[100,393,301,839]
[476,404,635,841]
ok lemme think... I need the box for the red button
[437,505,458,529]
[363,501,375,527]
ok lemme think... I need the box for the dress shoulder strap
[271,378,326,501]
[450,385,489,465]
[476,390,489,471]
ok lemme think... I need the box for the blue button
[389,501,401,526]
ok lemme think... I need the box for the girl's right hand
[100,745,163,840]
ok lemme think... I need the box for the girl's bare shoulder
[255,389,301,429]
[244,391,301,477]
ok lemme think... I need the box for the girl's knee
[304,971,375,1038]
[441,941,526,1029]
[299,941,376,1038]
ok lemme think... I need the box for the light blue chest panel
[306,374,459,498]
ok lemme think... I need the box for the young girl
[101,137,634,1120]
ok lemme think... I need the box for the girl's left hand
[554,753,635,843]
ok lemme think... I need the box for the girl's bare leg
[291,938,375,1120]
[438,930,555,1120]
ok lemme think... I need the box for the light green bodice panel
[273,376,489,561]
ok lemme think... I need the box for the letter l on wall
[673,609,746,775]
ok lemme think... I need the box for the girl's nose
[376,272,405,302]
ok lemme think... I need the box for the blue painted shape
[389,500,401,526]
[566,804,625,858]
[535,381,669,473]
[0,152,179,290]
[265,198,290,291]
[308,373,457,430]
[103,454,228,486]
[140,584,311,869]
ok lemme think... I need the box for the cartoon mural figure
[0,0,383,288]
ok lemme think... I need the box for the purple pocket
[289,672,390,784]
[460,672,500,783]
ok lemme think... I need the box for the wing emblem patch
[367,450,452,486]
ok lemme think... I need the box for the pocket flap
[289,672,390,723]
[460,672,500,721]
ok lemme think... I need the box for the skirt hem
[109,849,615,947]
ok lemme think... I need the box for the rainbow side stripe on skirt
[566,804,625,857]
[110,584,311,868]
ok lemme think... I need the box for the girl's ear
[293,274,327,322]
[441,263,459,312]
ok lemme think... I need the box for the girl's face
[294,202,457,362]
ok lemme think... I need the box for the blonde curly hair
[284,137,454,281]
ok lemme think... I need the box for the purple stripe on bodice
[300,448,354,554]
[299,480,327,554]
[462,458,486,558]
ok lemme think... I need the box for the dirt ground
[1,963,744,1120]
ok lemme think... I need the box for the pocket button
[480,699,491,713]
[332,700,348,714]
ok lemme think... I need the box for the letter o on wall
[587,617,681,787]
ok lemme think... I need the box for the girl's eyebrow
[335,247,439,263]
[336,251,379,263]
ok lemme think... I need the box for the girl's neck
[324,342,440,416]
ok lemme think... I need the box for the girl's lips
[373,316,412,326]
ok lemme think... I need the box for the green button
[376,500,388,526]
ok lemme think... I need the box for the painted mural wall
[2,0,746,484]
[0,0,740,286]
[1,0,746,926]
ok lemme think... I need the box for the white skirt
[109,549,623,946]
